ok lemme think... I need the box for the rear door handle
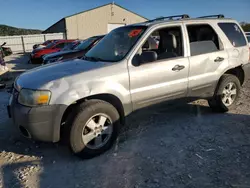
[214,57,224,62]
[172,65,185,71]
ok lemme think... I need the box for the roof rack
[198,14,225,19]
[146,14,190,23]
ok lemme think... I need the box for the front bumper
[243,62,250,83]
[9,90,67,142]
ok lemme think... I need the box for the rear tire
[66,100,120,159]
[208,74,241,112]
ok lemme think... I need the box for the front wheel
[67,100,120,159]
[208,74,241,112]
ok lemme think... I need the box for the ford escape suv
[8,15,250,159]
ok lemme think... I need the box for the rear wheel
[66,100,120,159]
[208,74,241,112]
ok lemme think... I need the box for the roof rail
[198,14,225,19]
[146,14,190,23]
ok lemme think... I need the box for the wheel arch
[223,65,245,85]
[61,93,126,128]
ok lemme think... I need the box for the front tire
[66,100,120,159]
[208,74,241,112]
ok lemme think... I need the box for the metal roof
[43,3,148,33]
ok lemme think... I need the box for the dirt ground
[0,54,250,188]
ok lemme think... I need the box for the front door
[128,25,189,110]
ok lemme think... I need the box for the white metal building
[43,3,148,39]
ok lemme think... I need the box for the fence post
[21,36,25,53]
[43,34,46,42]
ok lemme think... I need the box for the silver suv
[8,15,250,159]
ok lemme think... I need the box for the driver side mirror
[139,51,157,64]
[132,51,158,66]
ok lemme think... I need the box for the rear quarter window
[218,23,247,47]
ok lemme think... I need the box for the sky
[0,0,249,30]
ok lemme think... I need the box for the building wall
[65,4,147,39]
[44,19,66,34]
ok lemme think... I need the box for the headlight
[18,89,51,107]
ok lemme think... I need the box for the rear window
[218,23,247,47]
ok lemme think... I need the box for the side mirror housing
[139,51,157,64]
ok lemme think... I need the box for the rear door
[185,23,229,97]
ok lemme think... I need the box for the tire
[66,100,120,159]
[208,74,241,112]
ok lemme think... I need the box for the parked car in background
[60,40,82,51]
[30,40,75,64]
[9,15,250,159]
[42,35,104,64]
[0,42,12,56]
[33,40,59,50]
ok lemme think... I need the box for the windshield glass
[45,42,56,49]
[85,26,147,62]
[62,41,79,51]
[42,40,52,45]
[74,37,98,50]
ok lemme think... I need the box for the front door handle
[172,65,185,71]
[214,57,224,62]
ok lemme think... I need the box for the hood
[16,59,107,89]
[43,50,79,60]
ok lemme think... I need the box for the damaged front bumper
[8,89,67,142]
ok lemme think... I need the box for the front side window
[187,24,222,56]
[85,26,147,62]
[138,26,183,62]
[218,23,247,47]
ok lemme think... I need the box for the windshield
[45,42,56,49]
[42,40,52,45]
[74,37,98,50]
[85,26,147,62]
[62,41,79,51]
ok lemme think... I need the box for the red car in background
[30,40,74,64]
[32,39,60,50]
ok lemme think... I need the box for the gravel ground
[0,55,250,188]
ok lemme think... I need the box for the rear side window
[187,24,222,56]
[218,23,247,47]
